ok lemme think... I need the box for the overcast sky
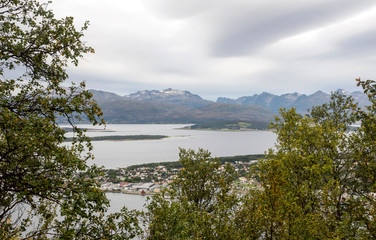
[50,0,376,100]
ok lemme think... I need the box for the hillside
[89,88,367,124]
[97,99,275,124]
[217,89,370,113]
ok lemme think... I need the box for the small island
[184,120,269,131]
[65,135,168,142]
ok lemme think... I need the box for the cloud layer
[51,0,376,99]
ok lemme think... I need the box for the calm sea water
[106,192,149,212]
[69,124,276,169]
[70,124,277,211]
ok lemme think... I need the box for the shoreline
[180,127,271,132]
[65,135,168,142]
[103,189,156,196]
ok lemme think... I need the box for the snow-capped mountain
[123,88,213,108]
[88,87,372,124]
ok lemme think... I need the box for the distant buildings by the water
[97,160,261,195]
[100,182,162,195]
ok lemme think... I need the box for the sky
[50,0,376,100]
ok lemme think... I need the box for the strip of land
[125,154,265,170]
[184,120,269,131]
[65,135,168,142]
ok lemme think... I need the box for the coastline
[103,189,157,196]
[65,135,168,142]
[179,127,271,132]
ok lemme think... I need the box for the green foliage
[105,169,121,183]
[173,148,236,211]
[126,161,183,171]
[0,0,139,238]
[143,148,242,239]
[249,78,376,239]
[218,154,265,164]
[142,79,376,239]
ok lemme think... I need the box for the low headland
[183,120,270,131]
[65,135,168,142]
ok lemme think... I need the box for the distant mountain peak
[88,89,123,102]
[216,89,370,113]
[123,88,212,108]
[334,89,350,95]
[311,90,326,95]
[161,88,189,95]
[317,90,324,93]
[127,88,195,98]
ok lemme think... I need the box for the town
[97,154,264,195]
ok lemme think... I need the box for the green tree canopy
[250,78,376,239]
[142,79,376,239]
[143,148,241,239]
[0,0,139,238]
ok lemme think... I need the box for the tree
[0,0,139,238]
[249,79,376,239]
[143,148,241,239]
[141,80,376,239]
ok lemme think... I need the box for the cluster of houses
[100,182,165,195]
[121,165,179,184]
[97,160,259,195]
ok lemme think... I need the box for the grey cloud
[333,30,376,58]
[156,67,198,76]
[51,0,376,100]
[300,28,376,61]
[144,0,215,19]
[68,72,157,96]
[208,1,376,57]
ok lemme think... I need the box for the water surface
[68,124,276,168]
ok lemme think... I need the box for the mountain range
[89,88,369,124]
[217,89,370,113]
